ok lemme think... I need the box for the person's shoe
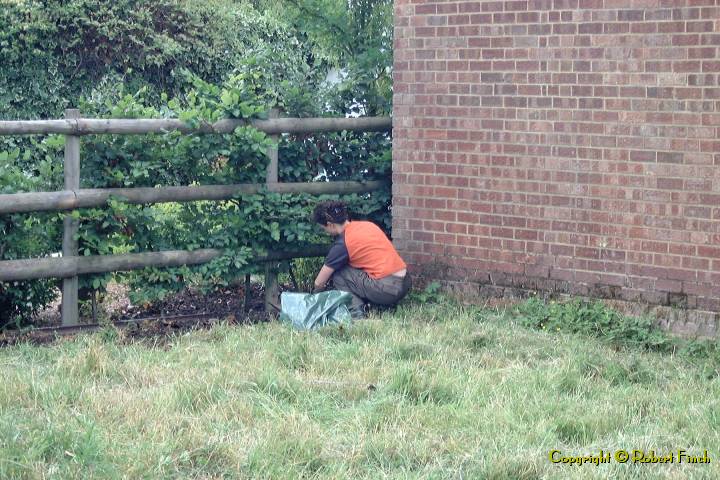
[349,303,367,319]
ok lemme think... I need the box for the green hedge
[0,0,393,327]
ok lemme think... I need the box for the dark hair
[313,200,349,226]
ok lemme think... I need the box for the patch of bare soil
[5,280,277,346]
[107,282,267,321]
[31,280,273,327]
[0,314,234,348]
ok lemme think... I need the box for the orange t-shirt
[344,221,406,279]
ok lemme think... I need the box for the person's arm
[313,265,335,291]
[314,234,348,292]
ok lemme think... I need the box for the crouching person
[312,200,412,318]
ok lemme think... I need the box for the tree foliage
[252,0,393,115]
[0,0,313,119]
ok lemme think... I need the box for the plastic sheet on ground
[279,290,353,330]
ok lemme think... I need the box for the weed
[514,297,720,378]
[295,257,326,291]
[405,281,444,304]
[516,297,670,350]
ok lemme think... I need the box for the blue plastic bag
[279,290,353,330]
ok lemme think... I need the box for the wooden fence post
[243,273,252,313]
[61,109,81,326]
[265,108,280,185]
[265,108,280,314]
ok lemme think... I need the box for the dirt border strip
[0,313,225,347]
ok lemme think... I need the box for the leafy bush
[0,0,310,120]
[0,146,63,327]
[87,64,388,303]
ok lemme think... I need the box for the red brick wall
[392,0,720,315]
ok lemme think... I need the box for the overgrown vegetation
[0,144,63,326]
[515,296,720,379]
[0,0,394,327]
[0,300,718,478]
[406,281,443,304]
[0,0,312,121]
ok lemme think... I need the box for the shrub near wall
[392,0,720,335]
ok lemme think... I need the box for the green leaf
[270,222,280,241]
[220,90,234,107]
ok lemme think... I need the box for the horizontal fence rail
[0,112,392,325]
[0,246,331,282]
[0,180,389,215]
[0,116,392,136]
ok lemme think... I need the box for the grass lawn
[1,299,719,479]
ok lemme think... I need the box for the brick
[656,279,683,293]
[657,152,684,163]
[437,3,458,14]
[415,4,437,15]
[656,177,684,190]
[393,1,720,315]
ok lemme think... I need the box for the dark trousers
[332,267,412,317]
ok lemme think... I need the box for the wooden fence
[0,110,392,325]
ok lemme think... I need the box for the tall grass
[0,298,718,479]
